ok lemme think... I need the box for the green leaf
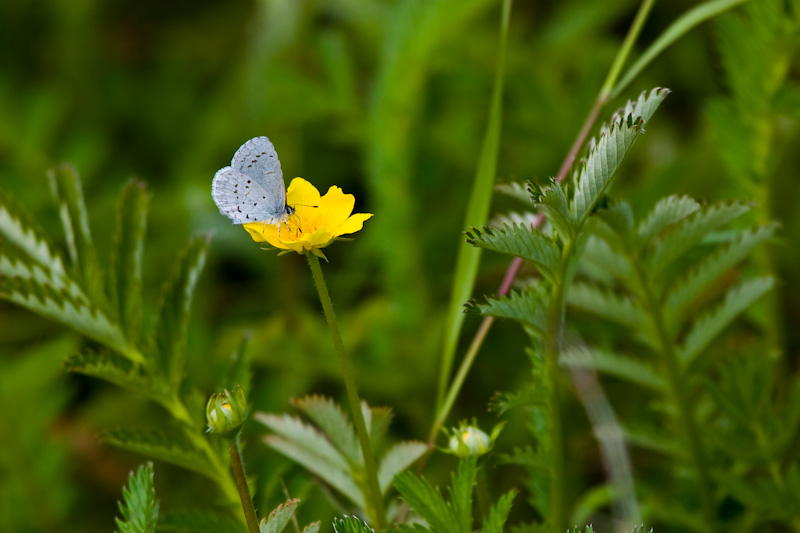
[677,276,775,366]
[560,347,665,392]
[466,224,560,282]
[664,223,777,332]
[571,88,670,225]
[490,385,548,414]
[115,463,159,533]
[103,429,213,481]
[449,457,477,532]
[292,395,360,466]
[109,179,150,344]
[438,0,512,413]
[256,413,362,508]
[64,351,164,403]
[394,471,454,533]
[332,516,375,533]
[577,235,633,284]
[482,489,517,533]
[0,275,143,363]
[645,201,751,276]
[0,190,70,283]
[259,499,300,533]
[528,180,574,243]
[378,441,428,493]
[222,331,253,395]
[464,283,549,335]
[566,282,653,335]
[302,522,322,533]
[636,195,701,243]
[495,181,532,204]
[0,246,85,301]
[157,510,242,533]
[153,235,212,386]
[47,163,104,304]
[365,404,394,449]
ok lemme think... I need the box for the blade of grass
[436,0,513,412]
[612,0,751,99]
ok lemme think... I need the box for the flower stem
[306,253,387,530]
[228,437,260,533]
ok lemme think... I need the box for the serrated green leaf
[332,516,375,533]
[645,201,751,276]
[498,446,550,473]
[115,463,159,533]
[577,234,633,283]
[394,471,453,532]
[104,429,213,481]
[256,413,362,508]
[636,195,701,243]
[292,395,360,466]
[153,235,211,386]
[365,404,393,449]
[566,282,653,336]
[678,277,775,366]
[571,88,669,225]
[47,163,104,304]
[0,247,84,300]
[0,275,143,363]
[109,179,149,344]
[157,509,242,533]
[378,441,427,493]
[464,283,549,335]
[0,189,68,277]
[529,180,574,243]
[64,351,165,404]
[482,489,516,533]
[449,457,477,531]
[466,224,559,282]
[259,499,299,533]
[560,347,665,392]
[665,224,777,332]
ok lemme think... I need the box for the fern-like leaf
[529,180,574,243]
[115,463,159,533]
[465,284,549,335]
[104,429,213,480]
[466,224,560,282]
[560,347,665,392]
[482,489,517,533]
[644,201,751,276]
[566,282,653,337]
[47,163,104,304]
[64,351,164,403]
[664,223,777,331]
[571,88,670,225]
[636,195,701,243]
[0,275,143,363]
[677,276,775,366]
[393,471,454,532]
[109,179,150,344]
[153,234,211,386]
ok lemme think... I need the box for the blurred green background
[1,0,798,530]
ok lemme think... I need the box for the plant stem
[633,263,715,526]
[306,253,387,530]
[543,278,568,533]
[228,437,260,533]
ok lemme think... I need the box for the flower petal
[335,213,374,237]
[287,177,321,216]
[317,186,355,230]
[244,222,288,249]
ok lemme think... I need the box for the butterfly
[212,136,294,226]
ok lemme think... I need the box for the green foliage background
[0,0,798,531]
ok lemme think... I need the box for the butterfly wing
[212,166,287,224]
[231,136,287,213]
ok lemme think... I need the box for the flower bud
[448,425,492,458]
[206,387,247,438]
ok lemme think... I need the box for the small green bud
[448,425,491,458]
[206,387,247,438]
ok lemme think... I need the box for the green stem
[306,253,387,530]
[633,263,715,526]
[228,437,260,533]
[599,0,656,99]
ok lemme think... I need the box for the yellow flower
[243,178,372,257]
